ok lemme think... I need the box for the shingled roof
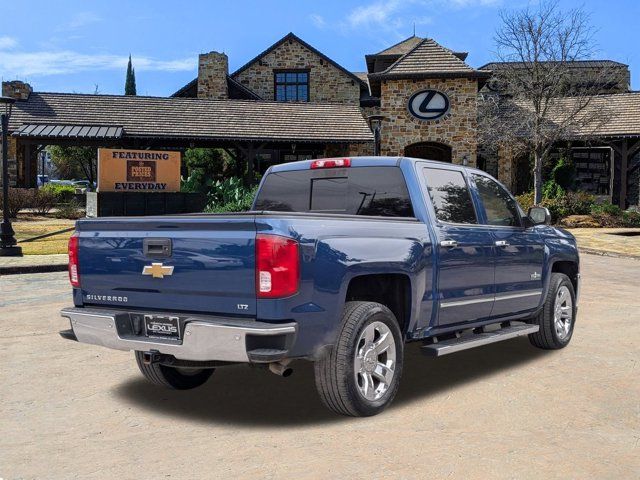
[370,38,489,79]
[501,92,640,138]
[479,60,628,71]
[8,92,374,143]
[373,36,424,56]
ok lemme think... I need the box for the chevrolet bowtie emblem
[142,263,174,279]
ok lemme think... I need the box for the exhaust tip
[268,362,293,377]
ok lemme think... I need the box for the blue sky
[1,0,638,96]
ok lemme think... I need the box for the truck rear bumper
[60,307,297,363]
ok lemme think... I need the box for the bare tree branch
[480,0,617,203]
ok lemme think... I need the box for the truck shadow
[115,338,548,428]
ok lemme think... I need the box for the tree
[48,146,97,184]
[479,0,615,204]
[125,54,137,96]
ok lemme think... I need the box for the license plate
[144,315,181,339]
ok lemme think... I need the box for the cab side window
[472,174,521,227]
[423,167,477,224]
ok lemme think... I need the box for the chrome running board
[421,323,539,357]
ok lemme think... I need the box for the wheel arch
[344,273,413,337]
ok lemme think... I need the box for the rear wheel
[314,301,403,417]
[528,273,576,349]
[134,351,214,390]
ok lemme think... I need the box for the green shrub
[590,202,622,216]
[552,157,575,190]
[542,179,564,199]
[622,210,640,227]
[517,190,596,223]
[53,199,84,219]
[516,191,535,212]
[42,184,76,203]
[204,177,258,213]
[181,148,231,193]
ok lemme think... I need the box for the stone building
[2,32,640,206]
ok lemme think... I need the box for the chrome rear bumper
[60,307,296,363]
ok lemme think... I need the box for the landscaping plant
[204,177,258,213]
[0,188,34,218]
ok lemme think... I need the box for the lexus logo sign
[407,90,450,121]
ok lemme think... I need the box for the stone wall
[323,142,375,158]
[197,52,228,100]
[2,80,32,100]
[233,38,361,104]
[378,77,478,166]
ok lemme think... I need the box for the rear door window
[254,166,414,217]
[422,167,477,224]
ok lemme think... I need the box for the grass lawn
[13,214,76,255]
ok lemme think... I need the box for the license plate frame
[143,314,181,340]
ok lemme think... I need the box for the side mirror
[527,206,551,226]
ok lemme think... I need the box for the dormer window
[275,70,309,102]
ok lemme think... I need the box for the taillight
[256,234,299,298]
[68,234,80,287]
[310,158,351,169]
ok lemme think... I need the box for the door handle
[440,240,458,248]
[495,240,510,247]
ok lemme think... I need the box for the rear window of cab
[254,166,414,217]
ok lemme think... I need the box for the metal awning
[13,124,124,139]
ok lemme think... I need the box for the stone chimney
[197,52,228,100]
[2,80,32,100]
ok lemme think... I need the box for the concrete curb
[0,263,68,276]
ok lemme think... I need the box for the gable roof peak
[230,32,366,87]
[376,37,485,77]
[371,35,424,56]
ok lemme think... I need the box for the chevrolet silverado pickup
[60,156,580,417]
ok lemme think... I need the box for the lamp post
[367,115,385,156]
[0,95,21,256]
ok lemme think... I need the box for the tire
[314,301,404,417]
[134,351,214,390]
[528,273,576,350]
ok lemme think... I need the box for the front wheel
[134,351,214,390]
[314,301,404,417]
[528,273,576,349]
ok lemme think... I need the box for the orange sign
[98,148,181,192]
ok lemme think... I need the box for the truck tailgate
[75,215,257,316]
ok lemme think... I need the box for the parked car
[60,157,580,417]
[49,179,75,186]
[71,180,96,190]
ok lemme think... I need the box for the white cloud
[0,36,17,50]
[343,0,501,30]
[0,50,196,77]
[310,13,326,28]
[449,0,501,6]
[347,0,403,28]
[66,12,101,29]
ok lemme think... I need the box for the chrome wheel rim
[554,286,573,340]
[353,321,396,401]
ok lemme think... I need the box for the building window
[275,71,309,102]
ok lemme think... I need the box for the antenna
[413,22,416,37]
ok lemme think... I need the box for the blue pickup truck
[60,156,579,417]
